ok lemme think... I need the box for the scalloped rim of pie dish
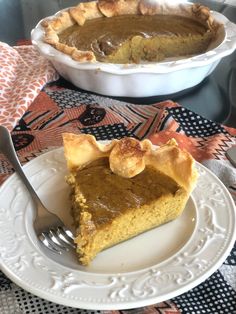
[31,4,236,76]
[40,0,221,63]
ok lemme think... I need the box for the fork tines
[39,227,75,254]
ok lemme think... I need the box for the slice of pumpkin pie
[63,133,198,265]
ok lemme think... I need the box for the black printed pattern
[167,107,228,137]
[12,133,34,151]
[174,270,236,314]
[79,106,106,126]
[0,272,11,292]
[46,89,97,109]
[224,242,236,266]
[0,272,102,314]
[13,112,31,132]
[80,123,132,140]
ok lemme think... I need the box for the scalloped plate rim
[0,147,235,310]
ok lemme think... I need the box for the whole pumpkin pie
[42,0,220,63]
[63,134,198,265]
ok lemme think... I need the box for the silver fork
[0,125,75,254]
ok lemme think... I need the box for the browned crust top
[63,133,198,193]
[41,0,220,63]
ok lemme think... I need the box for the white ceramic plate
[0,148,235,310]
[31,4,236,97]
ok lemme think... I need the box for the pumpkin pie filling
[58,14,213,63]
[63,134,198,265]
[42,0,220,63]
[71,157,181,226]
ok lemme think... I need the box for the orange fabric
[0,42,58,130]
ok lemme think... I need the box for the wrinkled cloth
[0,42,58,131]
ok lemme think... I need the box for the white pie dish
[31,6,236,97]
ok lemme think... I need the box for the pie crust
[41,0,220,63]
[63,133,198,191]
[63,134,198,265]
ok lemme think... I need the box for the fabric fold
[0,42,59,131]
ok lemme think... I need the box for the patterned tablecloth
[0,43,236,314]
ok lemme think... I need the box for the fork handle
[0,125,44,209]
